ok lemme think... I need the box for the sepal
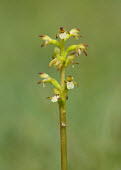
[67,75,74,82]
[73,81,79,87]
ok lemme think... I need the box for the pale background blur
[0,0,121,170]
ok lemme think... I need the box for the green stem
[59,39,67,170]
[59,102,67,170]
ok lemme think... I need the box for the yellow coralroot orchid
[37,27,88,170]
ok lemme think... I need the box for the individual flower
[39,35,52,47]
[37,73,50,87]
[65,52,78,68]
[65,28,82,40]
[70,28,80,35]
[65,75,78,90]
[47,88,61,103]
[56,27,68,40]
[51,95,60,102]
[65,44,88,56]
[48,56,66,71]
[48,46,65,71]
[39,35,61,48]
[37,73,61,91]
[76,44,88,56]
[47,94,60,102]
[59,32,67,39]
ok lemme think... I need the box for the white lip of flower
[77,48,82,56]
[51,95,60,102]
[59,32,67,39]
[67,81,74,89]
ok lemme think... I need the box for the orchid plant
[38,27,88,170]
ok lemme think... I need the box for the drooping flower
[39,35,61,48]
[76,44,88,56]
[37,73,61,91]
[65,52,78,68]
[65,28,82,40]
[70,28,80,35]
[65,44,88,56]
[48,55,66,71]
[38,35,52,47]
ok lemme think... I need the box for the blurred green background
[0,0,121,169]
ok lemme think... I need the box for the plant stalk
[59,39,67,170]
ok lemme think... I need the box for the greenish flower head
[38,27,88,103]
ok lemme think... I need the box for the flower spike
[37,27,88,170]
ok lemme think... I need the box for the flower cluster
[38,27,88,103]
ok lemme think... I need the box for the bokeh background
[0,0,121,170]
